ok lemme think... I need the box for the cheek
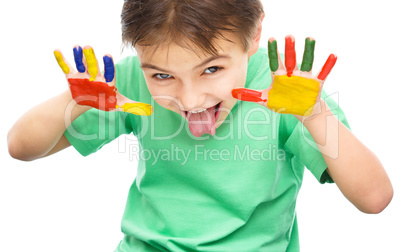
[229,57,249,87]
[145,79,179,110]
[216,66,248,96]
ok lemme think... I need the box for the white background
[1,0,401,251]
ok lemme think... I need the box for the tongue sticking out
[187,106,216,137]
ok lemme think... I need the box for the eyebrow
[140,54,231,73]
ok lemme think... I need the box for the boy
[7,0,393,251]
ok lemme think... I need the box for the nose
[178,81,207,111]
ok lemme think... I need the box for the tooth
[189,109,206,114]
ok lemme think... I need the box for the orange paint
[68,78,117,111]
[285,36,296,77]
[232,88,267,102]
[317,54,337,80]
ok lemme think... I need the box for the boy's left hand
[232,35,337,119]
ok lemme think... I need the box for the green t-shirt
[65,48,350,252]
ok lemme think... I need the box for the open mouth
[182,101,223,137]
[183,102,222,119]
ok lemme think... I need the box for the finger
[300,37,316,72]
[103,55,115,83]
[317,54,337,81]
[54,50,71,74]
[73,46,86,73]
[232,88,267,103]
[268,38,279,72]
[115,93,153,116]
[83,46,100,81]
[285,35,296,77]
[117,102,154,116]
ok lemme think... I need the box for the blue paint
[73,46,86,73]
[103,56,115,82]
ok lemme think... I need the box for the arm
[299,100,393,214]
[7,90,89,161]
[8,45,153,161]
[233,35,393,214]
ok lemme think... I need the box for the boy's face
[136,32,258,137]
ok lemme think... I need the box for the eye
[204,66,221,74]
[153,73,173,80]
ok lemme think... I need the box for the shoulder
[114,55,147,101]
[115,55,141,73]
[248,48,268,70]
[245,48,270,90]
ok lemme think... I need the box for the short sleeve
[280,90,351,184]
[64,110,133,156]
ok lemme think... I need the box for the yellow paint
[267,75,320,116]
[54,51,70,74]
[83,48,98,81]
[118,102,153,116]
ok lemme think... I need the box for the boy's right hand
[54,46,153,116]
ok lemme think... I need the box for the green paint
[268,40,279,72]
[301,38,316,72]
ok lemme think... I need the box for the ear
[248,13,265,58]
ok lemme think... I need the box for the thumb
[232,87,269,107]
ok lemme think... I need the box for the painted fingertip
[232,88,267,103]
[301,37,316,72]
[103,55,115,82]
[120,102,154,116]
[73,46,86,73]
[285,35,296,77]
[54,51,70,74]
[317,54,337,80]
[268,39,279,72]
[306,37,315,42]
[83,47,98,81]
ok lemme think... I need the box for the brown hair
[121,0,264,55]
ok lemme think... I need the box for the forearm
[7,90,90,161]
[299,100,393,214]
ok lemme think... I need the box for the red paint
[232,88,267,102]
[317,54,337,80]
[68,78,117,111]
[285,36,296,77]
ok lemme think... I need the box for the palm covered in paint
[54,46,153,116]
[232,35,337,117]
